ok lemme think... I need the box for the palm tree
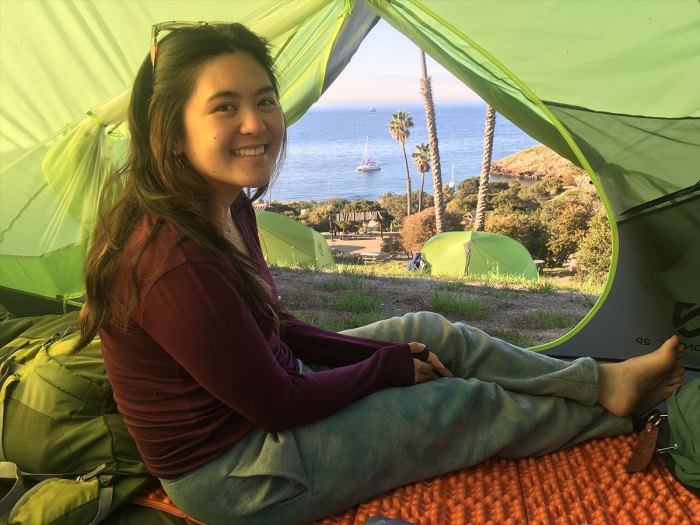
[474,104,496,231]
[419,50,445,233]
[388,110,414,216]
[412,142,430,212]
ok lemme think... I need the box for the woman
[75,23,685,525]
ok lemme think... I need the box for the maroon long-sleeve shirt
[99,195,416,478]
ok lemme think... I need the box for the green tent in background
[421,231,538,281]
[0,1,698,374]
[256,211,335,270]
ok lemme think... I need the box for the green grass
[435,281,466,293]
[491,329,535,348]
[323,313,384,331]
[429,291,492,318]
[290,310,383,332]
[320,276,354,292]
[517,309,576,330]
[275,258,603,297]
[559,279,605,296]
[331,288,387,313]
[525,279,559,294]
[335,264,376,279]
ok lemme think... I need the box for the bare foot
[597,336,685,417]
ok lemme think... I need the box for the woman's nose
[239,106,265,135]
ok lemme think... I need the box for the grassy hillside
[272,264,601,349]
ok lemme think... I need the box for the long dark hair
[75,23,286,351]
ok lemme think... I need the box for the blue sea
[270,101,539,202]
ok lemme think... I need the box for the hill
[490,144,588,184]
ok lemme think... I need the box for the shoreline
[260,173,540,206]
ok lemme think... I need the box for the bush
[342,198,383,213]
[379,191,435,228]
[381,235,404,255]
[447,194,477,215]
[485,210,549,261]
[530,178,564,200]
[574,210,612,283]
[490,181,539,213]
[401,207,463,253]
[451,177,509,215]
[542,199,595,267]
[303,203,337,231]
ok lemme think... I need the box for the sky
[317,19,480,106]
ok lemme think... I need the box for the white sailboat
[357,135,381,172]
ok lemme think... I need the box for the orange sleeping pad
[132,434,699,524]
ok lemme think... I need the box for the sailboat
[357,135,381,172]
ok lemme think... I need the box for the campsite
[1,1,698,524]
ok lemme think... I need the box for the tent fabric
[420,231,539,280]
[0,1,698,370]
[256,211,335,269]
[0,0,355,299]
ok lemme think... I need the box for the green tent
[0,1,698,373]
[256,211,335,270]
[421,231,538,281]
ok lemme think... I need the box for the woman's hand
[409,342,454,384]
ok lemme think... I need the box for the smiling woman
[174,52,285,214]
[70,21,686,525]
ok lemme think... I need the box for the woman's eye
[259,98,277,108]
[216,103,236,112]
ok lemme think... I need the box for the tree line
[266,176,611,283]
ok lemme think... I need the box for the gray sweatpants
[161,312,631,525]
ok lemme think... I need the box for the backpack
[0,312,154,524]
[627,377,700,496]
[659,377,700,496]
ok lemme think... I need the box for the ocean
[270,101,540,202]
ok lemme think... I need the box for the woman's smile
[233,145,266,157]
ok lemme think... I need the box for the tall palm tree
[388,110,414,216]
[412,142,430,212]
[474,104,496,231]
[420,50,445,233]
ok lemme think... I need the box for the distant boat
[357,135,381,172]
[368,107,376,112]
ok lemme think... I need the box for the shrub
[445,195,476,217]
[381,234,404,255]
[450,177,509,217]
[267,201,301,217]
[342,198,383,213]
[379,191,435,227]
[530,178,564,200]
[574,210,612,283]
[490,181,539,213]
[401,207,463,253]
[485,210,549,260]
[302,204,336,231]
[542,199,594,267]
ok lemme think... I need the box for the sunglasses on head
[150,21,227,72]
